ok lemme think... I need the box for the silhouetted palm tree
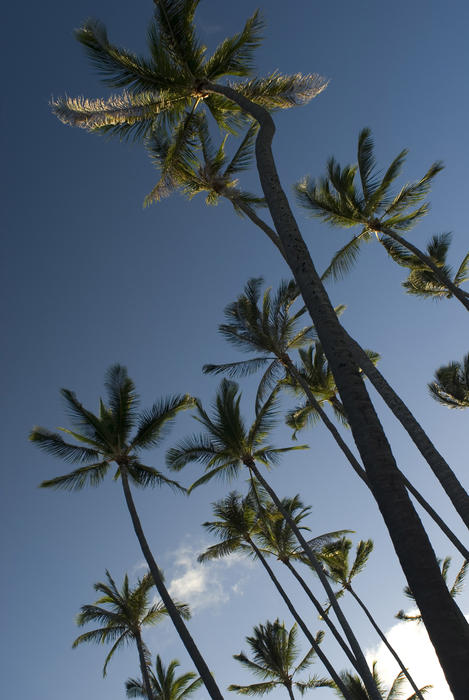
[30,365,222,699]
[228,619,334,698]
[126,654,202,699]
[333,661,431,699]
[429,352,469,408]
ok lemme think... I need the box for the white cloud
[167,540,253,613]
[366,608,469,698]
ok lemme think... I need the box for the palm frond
[203,357,272,379]
[454,250,469,287]
[29,428,100,464]
[40,461,110,491]
[104,364,138,442]
[204,11,264,80]
[321,233,368,282]
[131,394,195,449]
[127,461,186,492]
[357,128,378,200]
[231,72,328,110]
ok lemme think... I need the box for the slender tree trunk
[119,464,224,700]
[246,460,381,700]
[285,682,296,700]
[283,559,359,672]
[246,537,351,699]
[203,80,469,698]
[283,356,469,559]
[347,585,424,700]
[380,226,469,312]
[135,630,155,700]
[345,331,469,529]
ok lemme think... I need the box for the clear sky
[3,1,469,698]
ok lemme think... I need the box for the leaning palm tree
[228,619,334,698]
[29,364,223,700]
[319,539,423,699]
[396,556,468,623]
[429,352,469,408]
[73,570,190,700]
[295,128,469,311]
[52,3,469,690]
[126,654,202,699]
[167,379,380,699]
[333,662,431,700]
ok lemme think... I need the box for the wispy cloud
[365,608,469,698]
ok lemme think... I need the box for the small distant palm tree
[396,556,468,623]
[428,352,469,408]
[29,365,221,699]
[73,570,190,700]
[333,661,431,700]
[228,619,334,698]
[126,654,202,699]
[295,128,469,311]
[319,539,423,699]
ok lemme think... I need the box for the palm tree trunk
[203,80,469,698]
[246,460,381,700]
[134,630,155,700]
[345,331,469,529]
[347,585,424,700]
[381,226,469,312]
[283,355,469,559]
[283,559,360,673]
[119,464,224,700]
[285,683,296,700]
[246,536,351,699]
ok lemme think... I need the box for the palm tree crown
[126,654,202,699]
[333,662,431,700]
[428,352,469,408]
[73,570,190,676]
[30,364,193,491]
[228,619,333,697]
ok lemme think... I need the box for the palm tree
[429,352,469,408]
[168,380,380,699]
[396,556,468,623]
[126,654,203,699]
[295,128,469,311]
[29,364,223,700]
[228,619,334,698]
[52,3,469,690]
[203,279,469,560]
[73,570,190,700]
[333,662,431,700]
[319,539,423,699]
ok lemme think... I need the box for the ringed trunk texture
[135,630,155,700]
[119,465,224,700]
[203,81,469,696]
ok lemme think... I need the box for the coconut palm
[203,279,468,560]
[52,3,469,690]
[333,662,431,700]
[396,556,468,623]
[29,364,222,700]
[429,352,469,409]
[295,128,469,311]
[126,654,202,699]
[319,539,422,699]
[168,380,380,699]
[228,619,334,698]
[73,570,190,700]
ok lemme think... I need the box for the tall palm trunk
[119,464,224,700]
[346,584,424,700]
[345,332,469,529]
[245,460,381,700]
[246,536,351,698]
[282,559,359,672]
[285,683,295,700]
[283,356,469,559]
[134,629,155,700]
[203,80,469,697]
[380,225,469,312]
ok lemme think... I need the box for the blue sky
[3,1,469,698]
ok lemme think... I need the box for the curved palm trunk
[246,460,380,700]
[380,226,469,312]
[285,683,296,700]
[345,331,469,530]
[203,80,469,698]
[283,356,469,559]
[119,465,224,700]
[283,559,360,673]
[135,630,155,700]
[346,585,424,700]
[246,536,351,699]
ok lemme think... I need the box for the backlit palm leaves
[429,352,469,408]
[228,619,333,697]
[126,654,202,699]
[333,662,431,700]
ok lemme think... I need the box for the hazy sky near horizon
[3,1,469,698]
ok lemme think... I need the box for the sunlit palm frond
[204,10,264,80]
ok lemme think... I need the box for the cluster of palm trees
[32,0,469,697]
